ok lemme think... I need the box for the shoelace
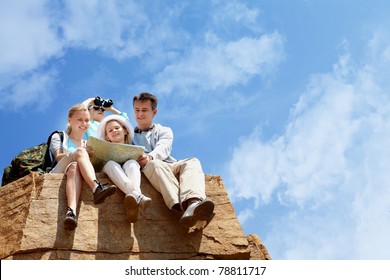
[137,195,151,204]
[66,207,76,218]
[94,180,110,190]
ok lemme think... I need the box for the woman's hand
[85,145,94,158]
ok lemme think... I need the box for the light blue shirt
[67,139,78,152]
[133,130,153,153]
[82,120,99,140]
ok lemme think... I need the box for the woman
[50,104,117,230]
[97,114,151,223]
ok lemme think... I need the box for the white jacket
[134,124,176,163]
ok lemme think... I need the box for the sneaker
[180,199,214,228]
[137,194,152,210]
[124,194,139,223]
[93,180,117,204]
[64,207,77,231]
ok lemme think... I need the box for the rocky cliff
[0,173,270,260]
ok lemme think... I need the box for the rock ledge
[0,173,270,260]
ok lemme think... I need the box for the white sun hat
[97,114,134,144]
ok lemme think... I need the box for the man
[133,92,214,229]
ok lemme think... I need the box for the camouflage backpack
[1,131,64,187]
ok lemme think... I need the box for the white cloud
[1,1,279,112]
[226,42,390,259]
[237,208,255,225]
[60,1,190,63]
[0,70,58,112]
[212,1,261,33]
[61,0,150,59]
[0,0,150,111]
[0,1,62,111]
[0,1,62,76]
[150,32,284,96]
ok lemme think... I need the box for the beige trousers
[142,158,206,210]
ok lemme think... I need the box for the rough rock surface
[0,173,271,260]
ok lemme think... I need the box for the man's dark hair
[133,92,158,110]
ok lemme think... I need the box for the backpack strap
[44,130,65,171]
[47,130,64,146]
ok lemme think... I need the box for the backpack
[1,131,64,187]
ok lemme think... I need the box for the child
[97,114,152,223]
[82,96,127,140]
[50,104,117,230]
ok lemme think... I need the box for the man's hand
[137,154,152,168]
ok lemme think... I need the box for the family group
[50,92,215,231]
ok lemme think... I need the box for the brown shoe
[124,194,139,223]
[64,207,77,231]
[93,181,116,204]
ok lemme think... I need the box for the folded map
[88,136,145,172]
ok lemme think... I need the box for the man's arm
[149,126,173,161]
[136,125,174,168]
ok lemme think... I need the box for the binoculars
[93,96,113,108]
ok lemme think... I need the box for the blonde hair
[105,120,130,144]
[66,104,89,134]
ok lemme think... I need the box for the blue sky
[1,0,390,259]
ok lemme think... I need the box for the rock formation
[0,173,270,260]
